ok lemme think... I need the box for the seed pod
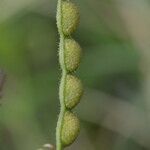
[65,38,82,72]
[62,1,80,35]
[61,111,80,146]
[65,75,83,109]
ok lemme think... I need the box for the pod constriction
[56,0,83,149]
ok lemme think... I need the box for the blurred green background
[0,0,150,149]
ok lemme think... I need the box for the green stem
[56,0,66,150]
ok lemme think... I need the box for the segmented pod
[56,0,83,149]
[65,38,82,72]
[65,75,83,109]
[62,1,80,35]
[61,111,80,147]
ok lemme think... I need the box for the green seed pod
[65,75,83,109]
[65,38,82,72]
[62,1,80,35]
[61,111,80,147]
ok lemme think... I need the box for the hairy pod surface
[65,38,82,72]
[61,111,80,146]
[62,1,80,35]
[56,0,82,149]
[65,75,83,109]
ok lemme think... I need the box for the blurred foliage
[0,0,148,150]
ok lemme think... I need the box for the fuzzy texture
[65,75,83,109]
[56,0,83,150]
[61,111,80,146]
[62,1,80,35]
[65,39,82,72]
